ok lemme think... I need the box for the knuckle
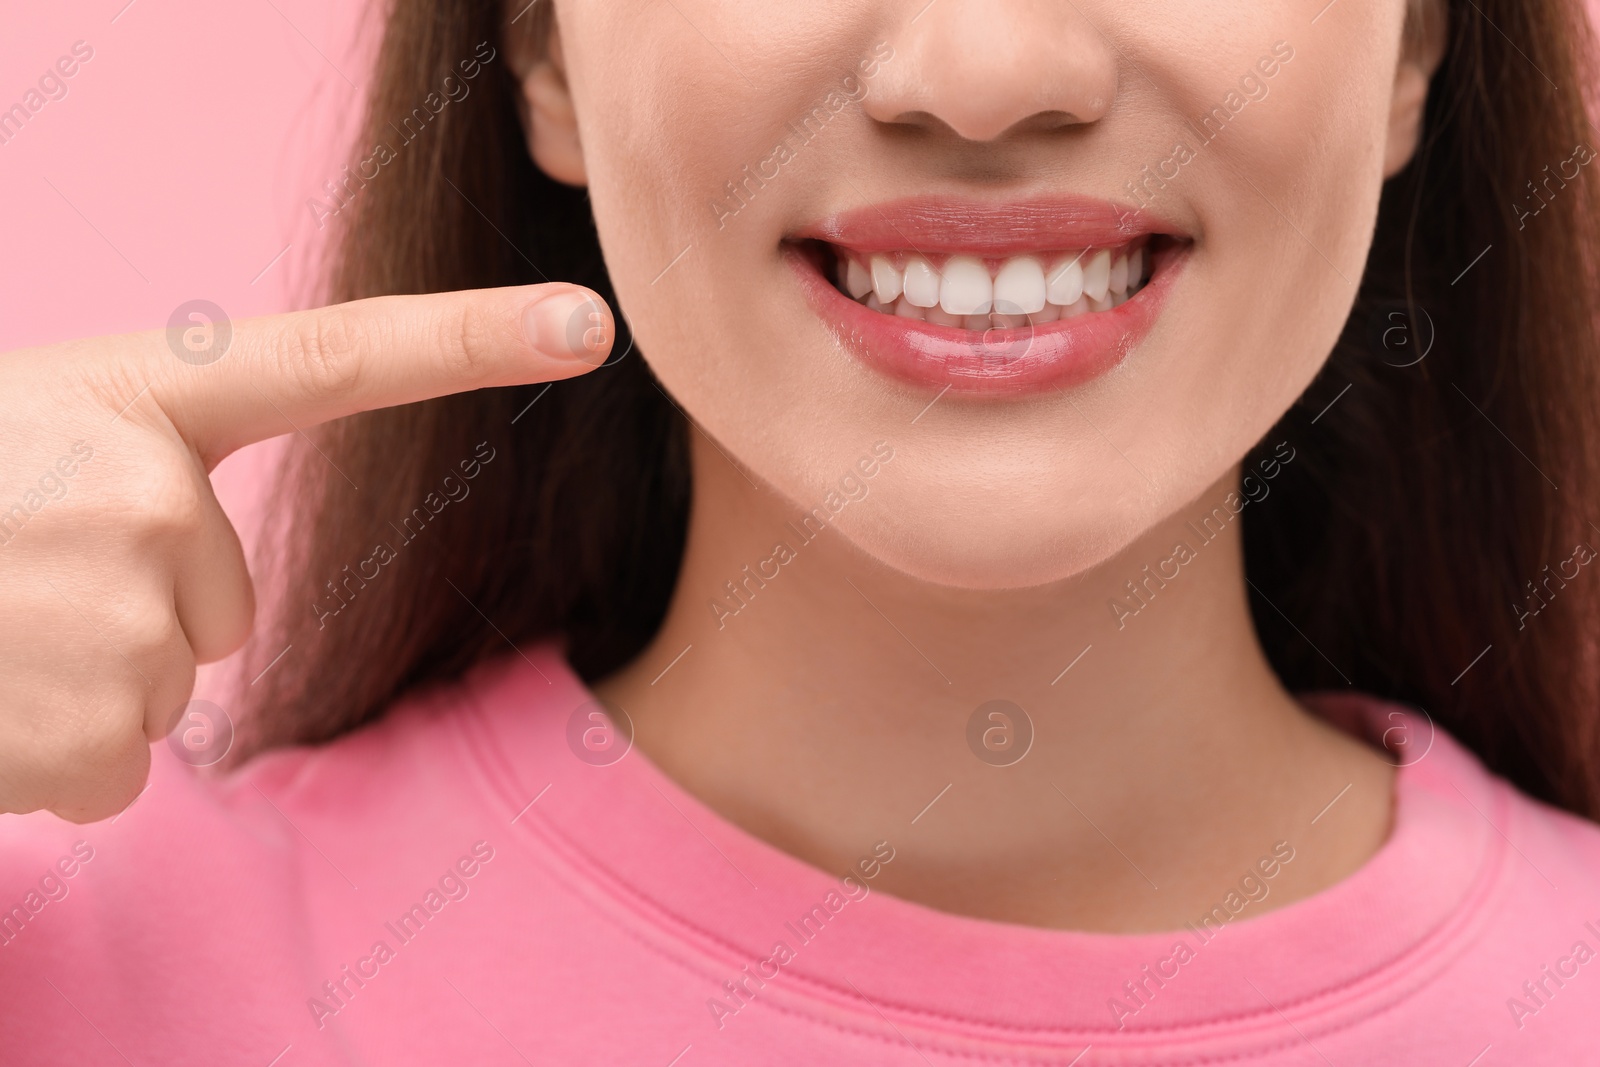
[281,309,366,403]
[437,303,504,384]
[125,459,205,540]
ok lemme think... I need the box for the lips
[788,196,1189,396]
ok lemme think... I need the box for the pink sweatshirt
[2,644,1598,1065]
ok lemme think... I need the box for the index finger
[137,283,614,460]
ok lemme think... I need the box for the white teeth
[1109,254,1129,295]
[992,256,1047,315]
[1083,249,1112,302]
[902,256,940,308]
[1045,255,1085,307]
[838,241,1153,332]
[939,255,992,315]
[846,258,873,299]
[870,255,902,303]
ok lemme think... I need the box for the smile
[830,240,1152,327]
[788,196,1189,397]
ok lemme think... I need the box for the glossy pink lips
[790,196,1189,397]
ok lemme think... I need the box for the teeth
[845,258,873,299]
[1045,254,1085,307]
[902,256,940,308]
[939,255,992,315]
[993,256,1047,315]
[870,255,903,303]
[1083,249,1112,302]
[1109,253,1129,295]
[894,297,926,321]
[836,240,1154,332]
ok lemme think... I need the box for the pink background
[0,0,378,701]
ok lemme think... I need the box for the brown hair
[241,1,1600,819]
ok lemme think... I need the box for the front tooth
[894,297,926,321]
[926,305,964,327]
[963,313,992,331]
[939,255,992,315]
[1109,253,1129,295]
[870,255,903,303]
[1128,247,1144,290]
[1046,255,1085,306]
[1089,293,1114,313]
[1083,249,1112,302]
[1062,296,1092,318]
[992,256,1046,315]
[1031,302,1062,324]
[991,312,1029,329]
[865,292,885,313]
[845,258,873,299]
[902,257,940,307]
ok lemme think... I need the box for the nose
[862,0,1119,141]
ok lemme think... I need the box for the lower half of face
[561,0,1408,588]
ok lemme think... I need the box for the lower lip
[787,244,1185,397]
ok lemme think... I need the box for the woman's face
[525,0,1434,588]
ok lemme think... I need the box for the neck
[595,434,1393,932]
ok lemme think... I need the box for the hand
[0,284,614,823]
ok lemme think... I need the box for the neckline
[452,644,1505,1053]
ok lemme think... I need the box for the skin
[0,285,613,822]
[520,0,1443,931]
[0,0,1444,937]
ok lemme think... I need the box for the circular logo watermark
[166,300,233,366]
[976,298,1038,364]
[164,699,234,767]
[564,297,612,368]
[1378,704,1436,768]
[965,699,1034,767]
[1365,301,1433,368]
[565,698,635,766]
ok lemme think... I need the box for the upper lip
[790,194,1184,257]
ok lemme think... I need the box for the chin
[832,505,1136,592]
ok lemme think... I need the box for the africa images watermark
[312,441,498,629]
[0,39,95,148]
[705,840,897,1030]
[708,440,895,629]
[307,841,496,1029]
[1119,40,1295,224]
[709,40,896,230]
[1105,840,1297,1030]
[306,40,498,230]
[1108,440,1297,629]
[0,441,96,550]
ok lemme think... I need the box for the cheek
[1080,6,1403,487]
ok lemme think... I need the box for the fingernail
[522,288,610,365]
